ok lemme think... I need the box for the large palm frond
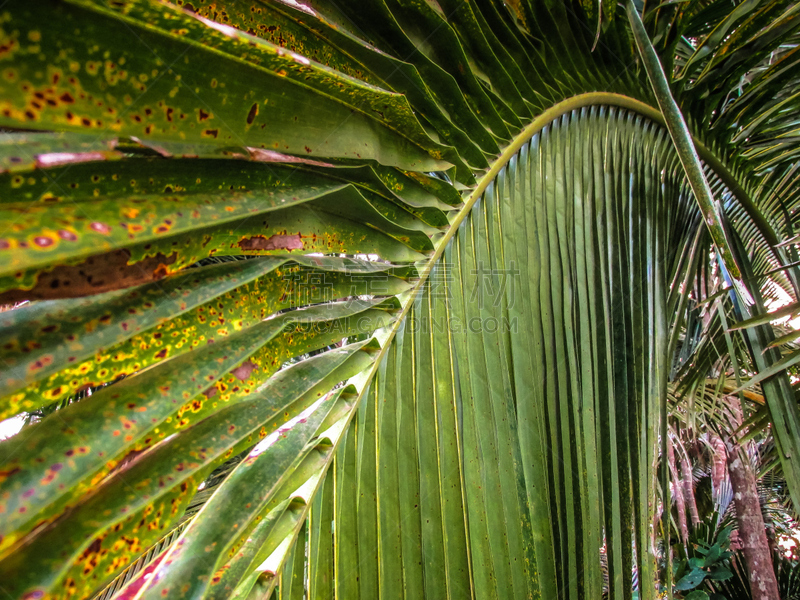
[0,1,798,599]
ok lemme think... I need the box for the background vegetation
[0,0,799,598]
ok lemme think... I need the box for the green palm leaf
[0,0,798,598]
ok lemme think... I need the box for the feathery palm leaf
[0,0,798,599]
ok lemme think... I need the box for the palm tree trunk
[725,396,780,600]
[676,438,701,527]
[710,434,726,498]
[726,444,779,600]
[667,434,690,544]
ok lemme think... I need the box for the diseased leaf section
[0,258,408,416]
[0,2,798,600]
[0,0,452,172]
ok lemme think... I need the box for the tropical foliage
[0,0,799,599]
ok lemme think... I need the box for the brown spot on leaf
[0,250,177,303]
[30,355,54,371]
[231,360,256,381]
[90,222,111,235]
[237,233,303,251]
[246,103,258,124]
[0,467,21,483]
[80,538,102,560]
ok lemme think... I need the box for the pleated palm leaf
[0,1,798,599]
